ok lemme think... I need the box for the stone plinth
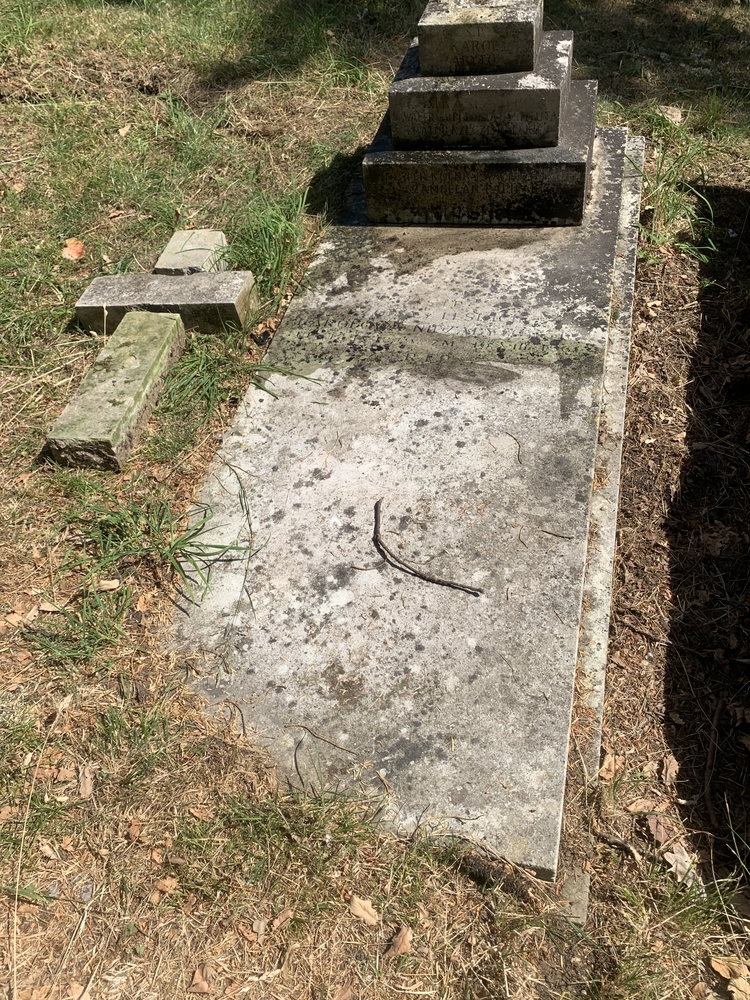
[43,312,184,470]
[172,129,642,879]
[390,32,572,151]
[153,229,227,275]
[75,271,258,335]
[418,0,543,76]
[364,80,596,226]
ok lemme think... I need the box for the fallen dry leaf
[5,613,24,628]
[55,767,76,783]
[350,895,380,926]
[662,753,679,785]
[78,765,95,799]
[154,876,179,894]
[0,805,17,822]
[39,842,57,860]
[188,805,215,821]
[712,958,749,980]
[96,579,120,592]
[271,907,293,932]
[135,594,148,612]
[647,813,678,845]
[657,104,683,125]
[238,925,258,944]
[331,987,354,1000]
[150,848,163,864]
[38,600,62,613]
[598,753,625,781]
[729,978,750,1000]
[126,821,142,842]
[626,798,656,813]
[280,941,301,980]
[61,238,84,261]
[664,843,696,886]
[384,925,412,960]
[149,889,162,904]
[691,985,709,1000]
[252,918,268,942]
[117,124,131,137]
[187,968,210,994]
[67,984,91,1000]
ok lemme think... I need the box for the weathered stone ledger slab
[418,0,543,76]
[364,80,596,226]
[154,229,227,275]
[43,312,184,470]
[75,271,258,335]
[390,32,572,151]
[173,128,638,879]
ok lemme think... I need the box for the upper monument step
[418,0,544,76]
[390,31,572,151]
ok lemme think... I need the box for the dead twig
[372,499,483,597]
[285,723,357,756]
[703,697,724,829]
[595,830,643,865]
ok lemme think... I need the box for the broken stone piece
[43,312,185,471]
[74,271,258,335]
[153,229,228,275]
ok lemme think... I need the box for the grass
[2,0,750,995]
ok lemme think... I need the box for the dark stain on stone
[311,564,354,594]
[321,659,364,706]
[274,321,602,413]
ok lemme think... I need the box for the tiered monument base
[363,81,596,226]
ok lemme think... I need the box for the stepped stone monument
[174,1,644,893]
[363,0,596,225]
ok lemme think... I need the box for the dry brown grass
[4,0,750,996]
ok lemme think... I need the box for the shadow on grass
[660,185,750,873]
[305,148,369,224]
[545,0,750,103]
[195,0,750,101]
[202,0,424,84]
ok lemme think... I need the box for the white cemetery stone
[172,131,643,879]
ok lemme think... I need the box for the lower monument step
[363,80,597,226]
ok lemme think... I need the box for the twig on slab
[372,499,483,597]
[286,723,357,756]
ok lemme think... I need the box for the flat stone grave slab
[43,312,184,470]
[418,0,543,76]
[173,129,641,879]
[390,32,572,151]
[153,229,227,275]
[363,80,596,226]
[75,271,258,335]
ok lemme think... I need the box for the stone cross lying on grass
[42,229,258,470]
